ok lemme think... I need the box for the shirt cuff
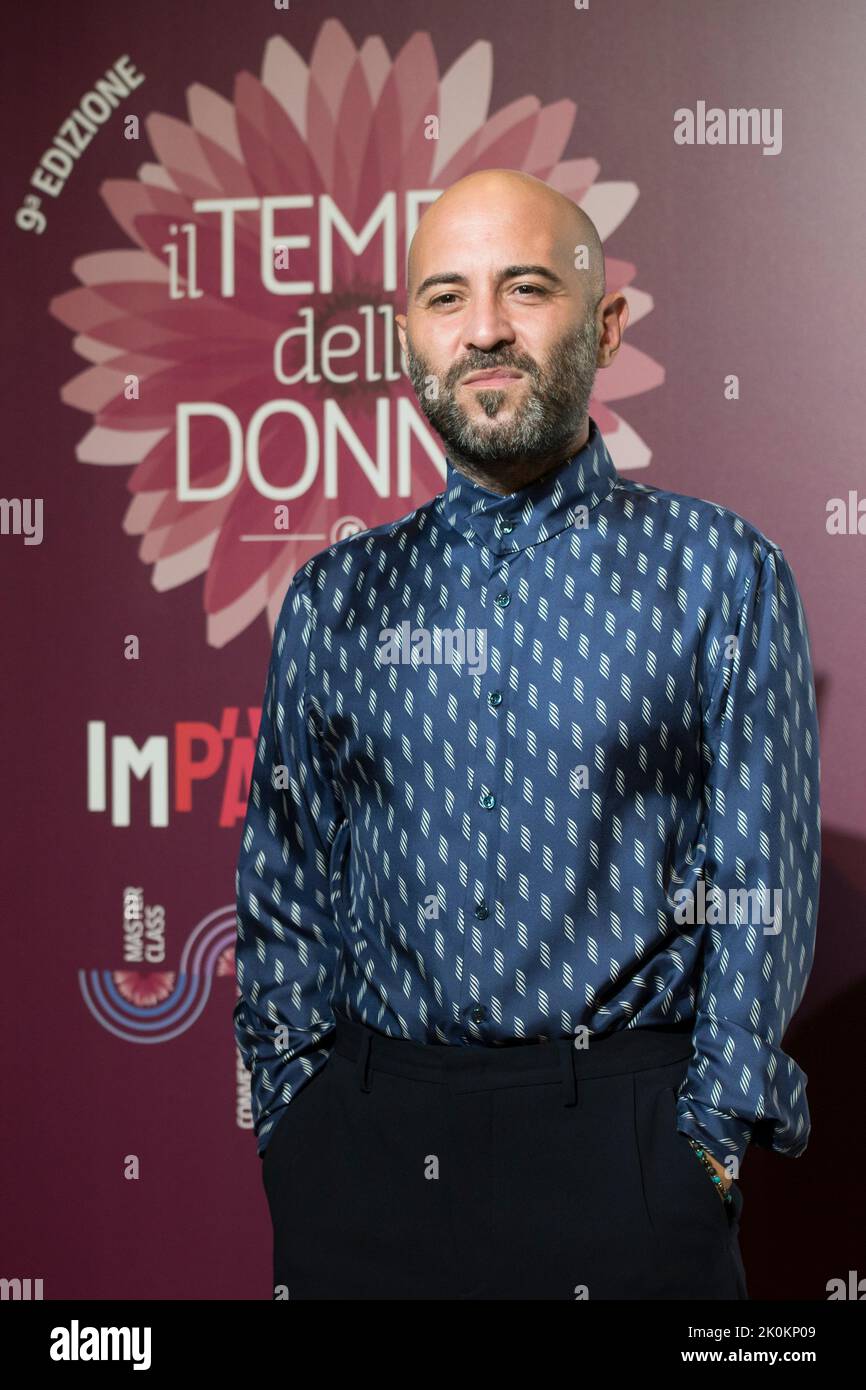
[674,1094,755,1173]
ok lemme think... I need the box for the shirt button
[469,1004,487,1023]
[494,591,511,608]
[487,689,503,708]
[498,521,515,535]
[473,899,489,919]
[479,791,496,809]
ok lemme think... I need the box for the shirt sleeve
[233,569,346,1158]
[676,544,821,1172]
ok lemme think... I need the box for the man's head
[396,169,628,486]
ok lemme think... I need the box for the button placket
[453,555,498,1028]
[464,556,517,1036]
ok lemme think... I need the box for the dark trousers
[262,1011,749,1300]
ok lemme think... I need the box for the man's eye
[428,285,545,307]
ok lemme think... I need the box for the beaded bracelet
[686,1136,734,1206]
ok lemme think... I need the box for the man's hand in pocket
[702,1146,734,1193]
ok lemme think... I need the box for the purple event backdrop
[2,0,864,1301]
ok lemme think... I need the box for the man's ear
[596,290,629,369]
[395,314,407,354]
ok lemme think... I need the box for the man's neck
[448,418,591,496]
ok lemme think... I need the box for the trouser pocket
[261,1059,333,1195]
[636,1066,739,1235]
[633,1062,747,1298]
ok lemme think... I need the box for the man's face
[397,205,601,469]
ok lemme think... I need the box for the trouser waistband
[331,1010,694,1104]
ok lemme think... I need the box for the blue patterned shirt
[233,415,820,1170]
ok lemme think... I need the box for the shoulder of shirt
[276,494,443,611]
[611,473,789,579]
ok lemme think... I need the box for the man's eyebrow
[413,264,565,302]
[500,264,564,286]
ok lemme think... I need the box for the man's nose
[461,296,516,354]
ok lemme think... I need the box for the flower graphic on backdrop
[50,18,663,648]
[114,970,176,1008]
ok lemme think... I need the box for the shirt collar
[438,415,618,554]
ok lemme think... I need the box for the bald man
[235,169,819,1301]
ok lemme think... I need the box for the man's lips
[462,368,524,386]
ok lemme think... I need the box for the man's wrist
[701,1146,733,1191]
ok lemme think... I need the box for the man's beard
[403,312,599,468]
